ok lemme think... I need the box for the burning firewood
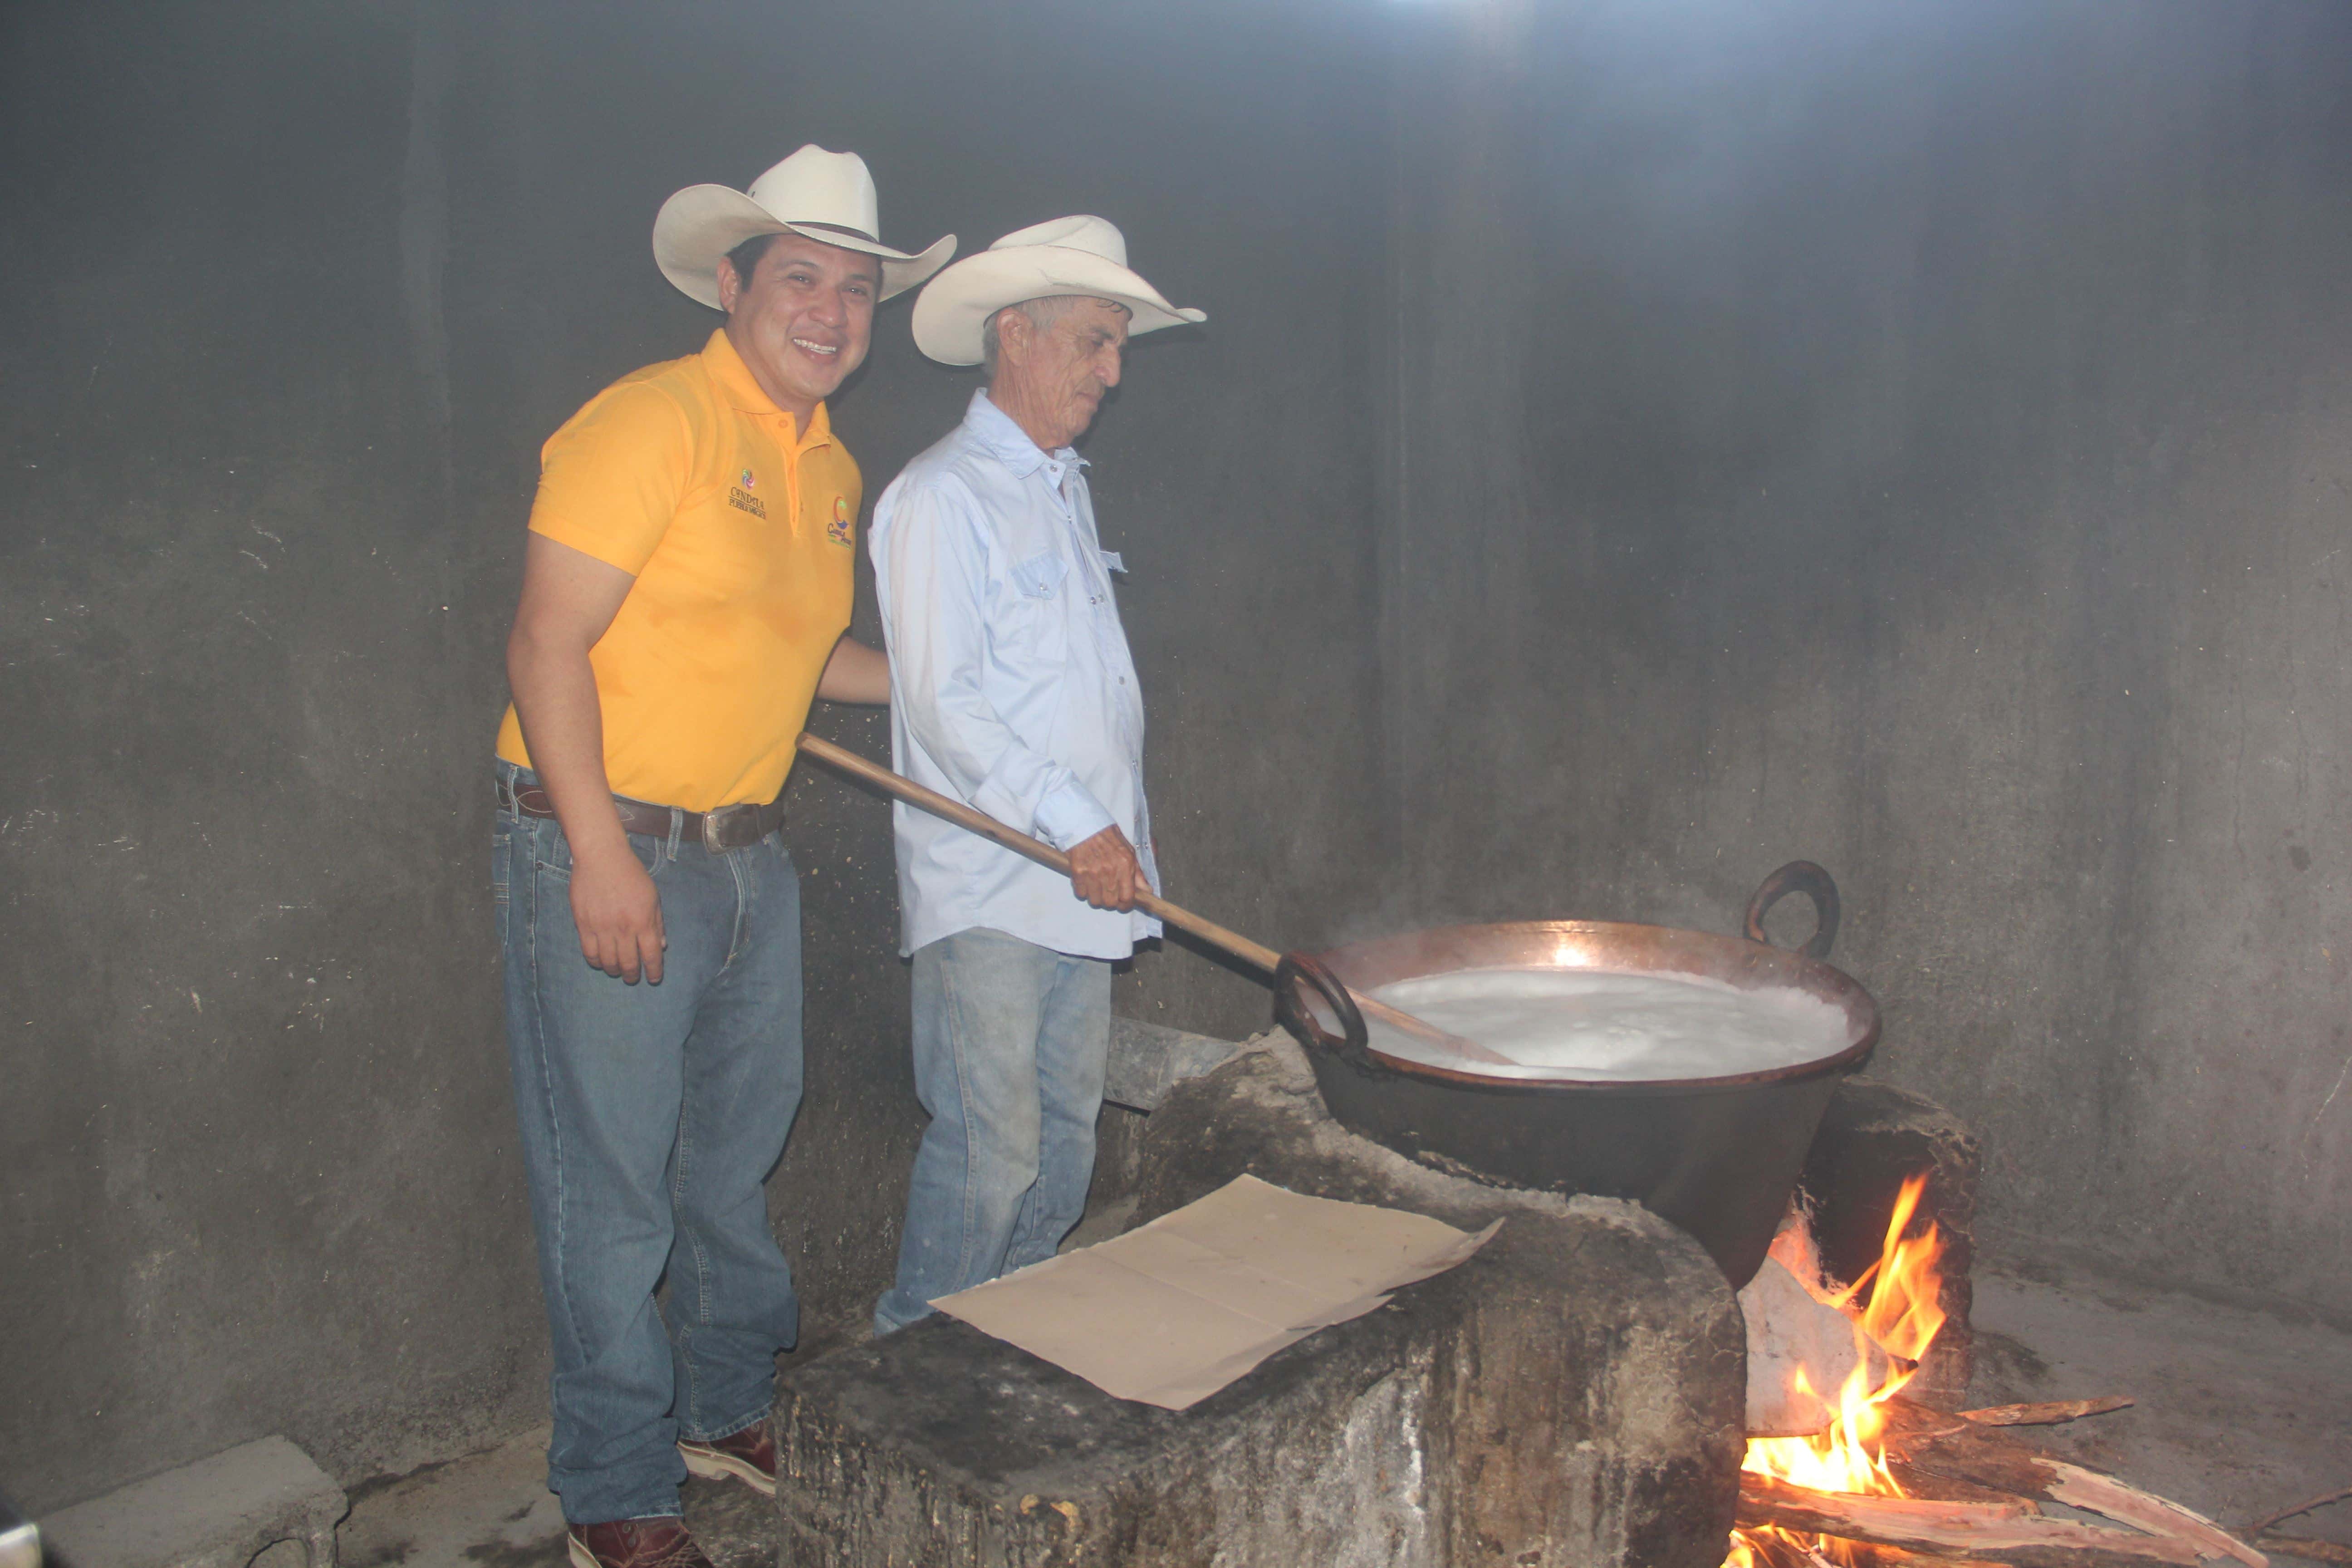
[1880,1397,2069,1494]
[2038,1465,2265,1567]
[1959,1398,2136,1427]
[1737,1472,2206,1565]
[1878,1397,2266,1567]
[1884,1460,2047,1509]
[1724,1174,2265,1568]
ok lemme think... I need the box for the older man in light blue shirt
[870,217,1204,1333]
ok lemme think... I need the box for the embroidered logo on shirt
[729,481,767,518]
[740,469,756,489]
[827,494,853,546]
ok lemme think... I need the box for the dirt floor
[336,1431,770,1568]
[337,1236,2352,1565]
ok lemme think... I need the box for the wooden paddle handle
[793,733,1514,1066]
[795,733,1279,969]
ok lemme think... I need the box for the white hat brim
[910,246,1207,366]
[652,184,955,309]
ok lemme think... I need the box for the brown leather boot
[565,1517,715,1568]
[678,1419,778,1496]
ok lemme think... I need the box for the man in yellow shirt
[492,146,950,1568]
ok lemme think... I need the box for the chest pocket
[1010,552,1068,599]
[997,550,1069,675]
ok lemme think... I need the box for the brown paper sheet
[931,1173,1504,1410]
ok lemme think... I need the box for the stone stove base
[774,1036,1746,1567]
[773,1030,1980,1566]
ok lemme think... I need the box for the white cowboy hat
[652,144,955,309]
[910,215,1206,367]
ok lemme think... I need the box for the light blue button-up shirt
[869,390,1161,960]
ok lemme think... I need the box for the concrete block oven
[771,1029,1979,1567]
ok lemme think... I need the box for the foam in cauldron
[1363,966,1851,1082]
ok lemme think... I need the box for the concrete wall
[0,0,1387,1513]
[1379,0,2352,1309]
[11,0,2347,1521]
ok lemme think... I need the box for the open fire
[1722,1176,2269,1568]
[1725,1174,1946,1568]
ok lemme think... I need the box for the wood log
[1737,1474,2204,1567]
[2041,1462,2265,1568]
[1739,1472,2036,1529]
[2254,1534,2352,1565]
[1863,1550,2023,1568]
[1878,1399,2269,1566]
[1732,1530,1840,1568]
[1885,1461,2048,1509]
[1880,1398,1977,1444]
[1960,1398,2136,1427]
[1882,1406,2059,1499]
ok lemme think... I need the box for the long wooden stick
[1960,1397,2135,1427]
[797,733,1513,1066]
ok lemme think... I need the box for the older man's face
[719,233,879,425]
[999,297,1131,449]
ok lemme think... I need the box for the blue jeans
[874,927,1112,1334]
[495,763,802,1524]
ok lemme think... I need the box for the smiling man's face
[718,232,880,426]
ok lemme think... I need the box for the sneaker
[566,1518,714,1568]
[678,1420,777,1497]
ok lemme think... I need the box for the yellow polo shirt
[494,330,860,811]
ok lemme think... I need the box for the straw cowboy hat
[652,144,955,309]
[911,215,1206,366]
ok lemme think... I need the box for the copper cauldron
[1273,863,1877,1287]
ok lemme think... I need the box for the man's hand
[569,839,666,983]
[1067,825,1145,911]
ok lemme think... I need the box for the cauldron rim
[1303,916,1881,1094]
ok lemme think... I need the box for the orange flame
[1722,1174,1946,1567]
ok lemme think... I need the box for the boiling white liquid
[1362,967,1851,1082]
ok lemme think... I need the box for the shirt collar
[702,329,832,450]
[964,389,1083,480]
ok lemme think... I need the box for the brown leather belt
[496,776,785,852]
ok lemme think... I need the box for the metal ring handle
[1274,951,1375,1073]
[1744,861,1841,961]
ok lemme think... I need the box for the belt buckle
[700,809,723,853]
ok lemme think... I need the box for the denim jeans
[494,762,803,1524]
[874,926,1112,1334]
